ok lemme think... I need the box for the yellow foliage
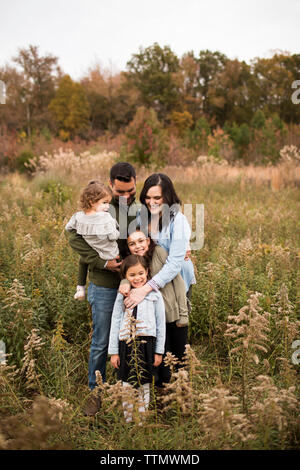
[169,110,193,136]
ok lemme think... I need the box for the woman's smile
[144,185,163,215]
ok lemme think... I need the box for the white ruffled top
[65,211,119,237]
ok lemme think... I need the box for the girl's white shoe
[74,286,86,300]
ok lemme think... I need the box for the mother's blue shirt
[137,210,196,292]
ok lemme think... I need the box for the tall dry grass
[0,148,299,449]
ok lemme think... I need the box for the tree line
[0,43,299,142]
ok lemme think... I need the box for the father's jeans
[87,282,118,389]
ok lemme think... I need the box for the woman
[123,173,196,385]
[124,173,195,306]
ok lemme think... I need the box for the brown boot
[83,392,102,417]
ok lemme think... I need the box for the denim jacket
[108,291,166,355]
[137,210,196,291]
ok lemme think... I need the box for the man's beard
[117,194,135,206]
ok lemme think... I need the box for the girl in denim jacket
[108,254,165,422]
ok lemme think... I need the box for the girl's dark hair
[120,254,149,280]
[126,225,156,261]
[139,173,181,230]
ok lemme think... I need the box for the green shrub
[226,122,251,159]
[185,117,211,152]
[38,179,73,205]
[41,127,52,142]
[251,110,266,130]
[120,106,168,168]
[16,150,35,173]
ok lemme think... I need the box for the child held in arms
[65,180,119,300]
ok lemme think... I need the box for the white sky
[1,0,299,79]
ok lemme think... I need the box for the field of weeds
[0,149,299,450]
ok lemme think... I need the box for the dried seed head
[198,387,255,448]
[161,369,195,415]
[225,292,270,363]
[250,375,299,433]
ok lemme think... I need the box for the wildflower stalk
[225,292,270,414]
[197,386,255,449]
[151,376,158,425]
[270,284,299,386]
[21,329,45,393]
[249,375,298,449]
[181,344,203,389]
[0,364,24,412]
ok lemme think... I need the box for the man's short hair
[110,162,136,183]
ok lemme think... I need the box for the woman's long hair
[139,173,181,231]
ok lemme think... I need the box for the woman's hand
[184,250,191,261]
[119,283,131,297]
[153,354,162,367]
[123,283,152,309]
[176,318,188,328]
[110,354,120,369]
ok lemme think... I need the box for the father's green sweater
[67,196,139,288]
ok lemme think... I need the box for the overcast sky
[1,0,299,79]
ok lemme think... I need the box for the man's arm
[67,229,106,271]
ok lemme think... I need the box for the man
[67,162,138,415]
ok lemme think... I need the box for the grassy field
[0,150,299,450]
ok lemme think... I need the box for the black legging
[155,321,188,387]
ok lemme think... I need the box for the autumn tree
[0,65,27,132]
[125,43,181,122]
[197,50,228,119]
[252,53,300,124]
[174,51,203,121]
[207,59,258,126]
[121,106,167,167]
[172,50,228,125]
[81,65,138,134]
[49,75,90,139]
[12,45,61,137]
[80,66,110,132]
[169,110,193,137]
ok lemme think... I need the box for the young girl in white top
[65,180,119,300]
[108,254,166,423]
